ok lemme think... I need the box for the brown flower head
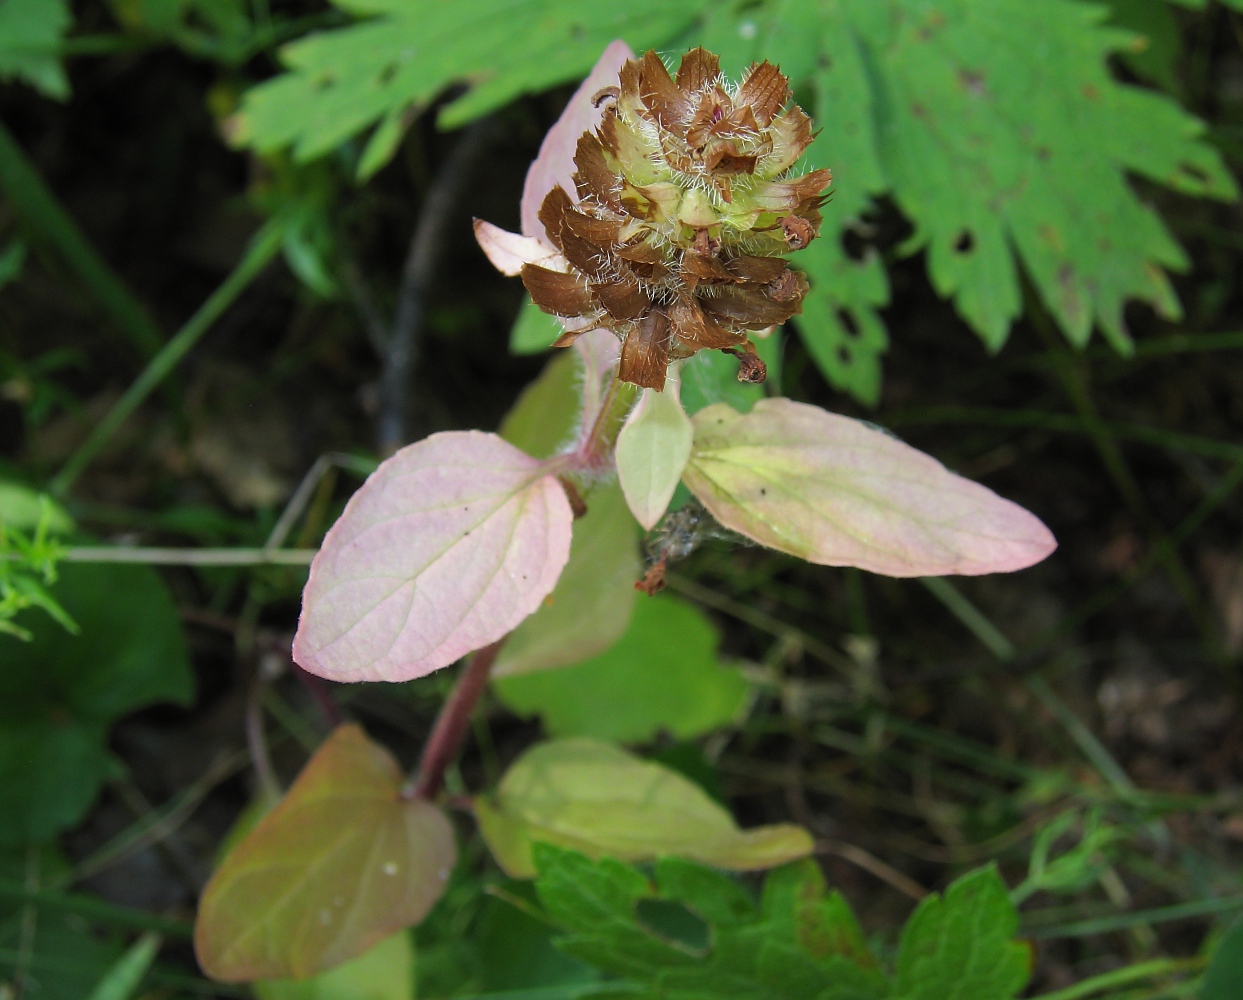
[518,48,830,390]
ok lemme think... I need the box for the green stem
[1032,958,1202,1000]
[1024,894,1243,939]
[0,119,164,360]
[53,546,316,566]
[50,221,284,495]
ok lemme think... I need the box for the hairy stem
[409,639,504,800]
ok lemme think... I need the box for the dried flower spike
[508,48,829,390]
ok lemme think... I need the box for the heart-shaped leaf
[293,431,574,682]
[682,398,1056,577]
[476,739,812,878]
[615,364,693,531]
[195,725,456,982]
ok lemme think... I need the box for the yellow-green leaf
[255,931,414,1000]
[615,363,693,531]
[195,724,455,982]
[476,739,812,878]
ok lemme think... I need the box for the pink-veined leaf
[293,432,574,682]
[682,399,1056,577]
[471,220,567,277]
[520,39,635,242]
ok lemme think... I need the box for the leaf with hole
[195,724,456,982]
[475,738,812,878]
[682,398,1056,577]
[293,431,573,683]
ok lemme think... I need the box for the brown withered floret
[520,47,831,391]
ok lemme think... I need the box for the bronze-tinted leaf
[637,50,690,130]
[675,47,720,94]
[564,208,621,247]
[195,725,455,982]
[522,264,595,318]
[703,146,758,175]
[735,61,790,125]
[619,308,670,389]
[572,132,620,209]
[702,285,801,327]
[767,106,815,173]
[592,274,650,321]
[726,256,790,284]
[671,295,742,351]
[680,251,735,284]
[536,186,573,253]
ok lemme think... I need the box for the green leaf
[851,0,1236,352]
[84,931,161,1000]
[696,0,1236,400]
[893,865,1030,1000]
[230,0,710,167]
[0,480,74,533]
[0,899,123,997]
[109,0,253,63]
[1202,915,1243,1000]
[0,0,71,99]
[0,563,193,845]
[195,724,457,981]
[1099,0,1182,91]
[678,330,783,416]
[493,480,640,677]
[254,930,415,1000]
[493,594,750,742]
[0,237,26,289]
[499,347,582,460]
[496,348,642,677]
[530,846,893,1000]
[615,365,694,531]
[510,294,567,355]
[475,738,813,879]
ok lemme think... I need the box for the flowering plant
[193,42,1055,986]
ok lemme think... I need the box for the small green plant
[0,491,74,640]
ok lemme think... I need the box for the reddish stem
[409,639,504,800]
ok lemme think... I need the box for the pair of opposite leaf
[292,42,1056,685]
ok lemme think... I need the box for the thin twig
[263,452,375,553]
[816,839,929,901]
[409,639,505,800]
[378,118,498,453]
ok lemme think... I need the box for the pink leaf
[520,39,635,241]
[294,432,574,682]
[683,399,1056,577]
[472,219,566,276]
